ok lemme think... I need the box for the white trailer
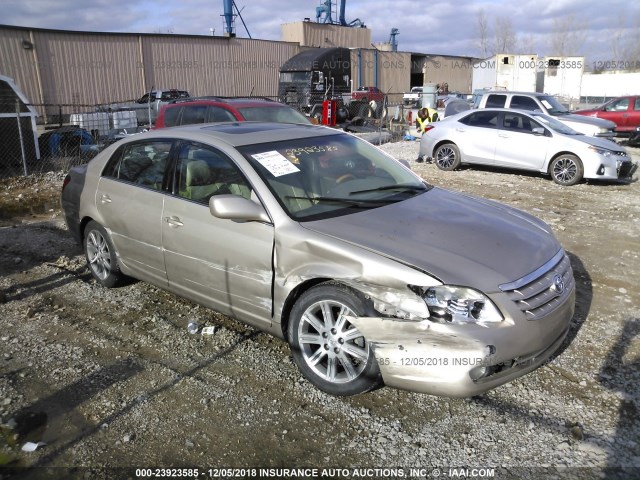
[472,54,538,92]
[542,56,584,99]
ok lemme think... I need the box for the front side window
[239,134,427,221]
[174,143,252,205]
[485,94,506,108]
[103,141,173,190]
[502,113,543,133]
[510,96,540,111]
[605,98,630,112]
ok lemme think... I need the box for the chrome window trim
[499,249,565,292]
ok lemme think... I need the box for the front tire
[288,283,381,396]
[434,143,461,171]
[550,154,583,186]
[84,221,126,288]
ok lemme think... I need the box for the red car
[351,86,385,102]
[154,97,310,129]
[574,96,640,134]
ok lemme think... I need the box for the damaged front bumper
[349,287,574,397]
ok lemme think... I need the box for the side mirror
[532,127,545,136]
[209,195,271,223]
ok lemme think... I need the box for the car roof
[484,91,552,97]
[167,97,285,108]
[121,122,340,147]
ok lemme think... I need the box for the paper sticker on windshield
[252,151,300,177]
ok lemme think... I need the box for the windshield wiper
[349,183,430,196]
[286,195,394,208]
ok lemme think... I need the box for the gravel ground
[0,142,639,480]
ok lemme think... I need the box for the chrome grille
[501,252,574,321]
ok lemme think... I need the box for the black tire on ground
[288,282,381,396]
[434,143,461,171]
[83,221,126,288]
[550,154,584,186]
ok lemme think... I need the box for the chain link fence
[0,92,414,179]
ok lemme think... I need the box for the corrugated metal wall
[419,56,475,93]
[0,26,303,113]
[0,28,42,108]
[282,22,371,49]
[351,49,410,94]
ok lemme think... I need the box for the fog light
[596,164,605,175]
[469,366,489,381]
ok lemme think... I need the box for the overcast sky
[2,0,639,66]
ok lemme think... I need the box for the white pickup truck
[403,87,423,106]
[477,91,616,138]
[99,89,190,125]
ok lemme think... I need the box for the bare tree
[494,16,517,54]
[550,15,587,56]
[475,9,492,58]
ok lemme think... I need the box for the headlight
[588,145,613,157]
[423,286,503,325]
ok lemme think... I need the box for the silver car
[419,108,637,185]
[62,122,575,397]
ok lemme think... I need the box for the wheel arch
[279,278,376,342]
[433,139,461,158]
[546,151,580,175]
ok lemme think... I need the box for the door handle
[100,194,112,204]
[164,216,184,228]
[455,128,465,132]
[498,133,509,138]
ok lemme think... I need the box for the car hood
[556,113,616,129]
[301,188,561,292]
[566,133,628,153]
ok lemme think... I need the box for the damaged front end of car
[345,252,575,397]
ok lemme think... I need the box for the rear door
[161,141,274,327]
[494,112,550,170]
[456,110,500,165]
[96,140,174,286]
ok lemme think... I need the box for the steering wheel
[336,174,356,184]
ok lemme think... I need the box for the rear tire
[83,221,126,288]
[550,154,583,186]
[434,143,461,171]
[288,283,381,396]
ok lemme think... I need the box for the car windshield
[239,134,428,221]
[531,113,581,135]
[237,106,311,124]
[539,96,571,116]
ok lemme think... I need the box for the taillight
[62,174,71,192]
[423,125,436,133]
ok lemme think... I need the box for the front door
[161,142,275,327]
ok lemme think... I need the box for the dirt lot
[0,143,639,480]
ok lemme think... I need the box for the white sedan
[419,108,637,186]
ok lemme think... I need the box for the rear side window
[460,111,499,128]
[181,105,207,125]
[510,96,540,111]
[207,106,237,122]
[163,107,182,127]
[485,94,506,108]
[103,141,173,191]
